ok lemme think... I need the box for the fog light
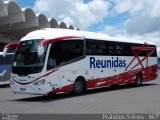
[33,79,45,86]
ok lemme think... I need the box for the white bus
[3,28,158,95]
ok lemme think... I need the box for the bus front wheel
[73,78,86,95]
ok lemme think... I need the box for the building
[0,0,79,51]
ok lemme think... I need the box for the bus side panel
[86,56,130,88]
[58,58,93,92]
[142,57,158,81]
[86,55,158,88]
[48,55,158,94]
[60,70,73,92]
[124,56,143,84]
[124,56,158,82]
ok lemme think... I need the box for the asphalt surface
[0,73,160,114]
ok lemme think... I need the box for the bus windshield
[12,40,48,74]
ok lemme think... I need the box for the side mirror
[3,47,8,57]
[38,46,44,56]
[3,42,19,57]
[38,39,52,57]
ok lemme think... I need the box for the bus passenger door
[46,74,60,93]
[45,43,61,93]
[60,70,72,92]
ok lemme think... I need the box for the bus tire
[135,73,142,86]
[73,78,86,95]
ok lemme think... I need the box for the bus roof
[21,28,155,45]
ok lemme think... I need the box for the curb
[0,81,10,88]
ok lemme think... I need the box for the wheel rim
[136,75,141,85]
[74,82,82,93]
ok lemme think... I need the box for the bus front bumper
[10,83,47,95]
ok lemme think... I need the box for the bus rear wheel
[135,74,142,86]
[73,78,86,95]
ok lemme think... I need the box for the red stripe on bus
[5,42,19,48]
[40,36,82,46]
[126,42,156,72]
[48,64,158,94]
[11,68,58,85]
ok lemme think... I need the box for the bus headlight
[33,79,45,86]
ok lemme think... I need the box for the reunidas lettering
[90,57,126,68]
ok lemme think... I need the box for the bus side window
[108,45,114,55]
[115,44,123,55]
[64,40,84,61]
[47,40,84,70]
[86,39,102,55]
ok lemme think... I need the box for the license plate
[20,88,26,91]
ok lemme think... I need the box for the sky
[15,0,160,56]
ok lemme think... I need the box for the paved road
[0,74,160,114]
